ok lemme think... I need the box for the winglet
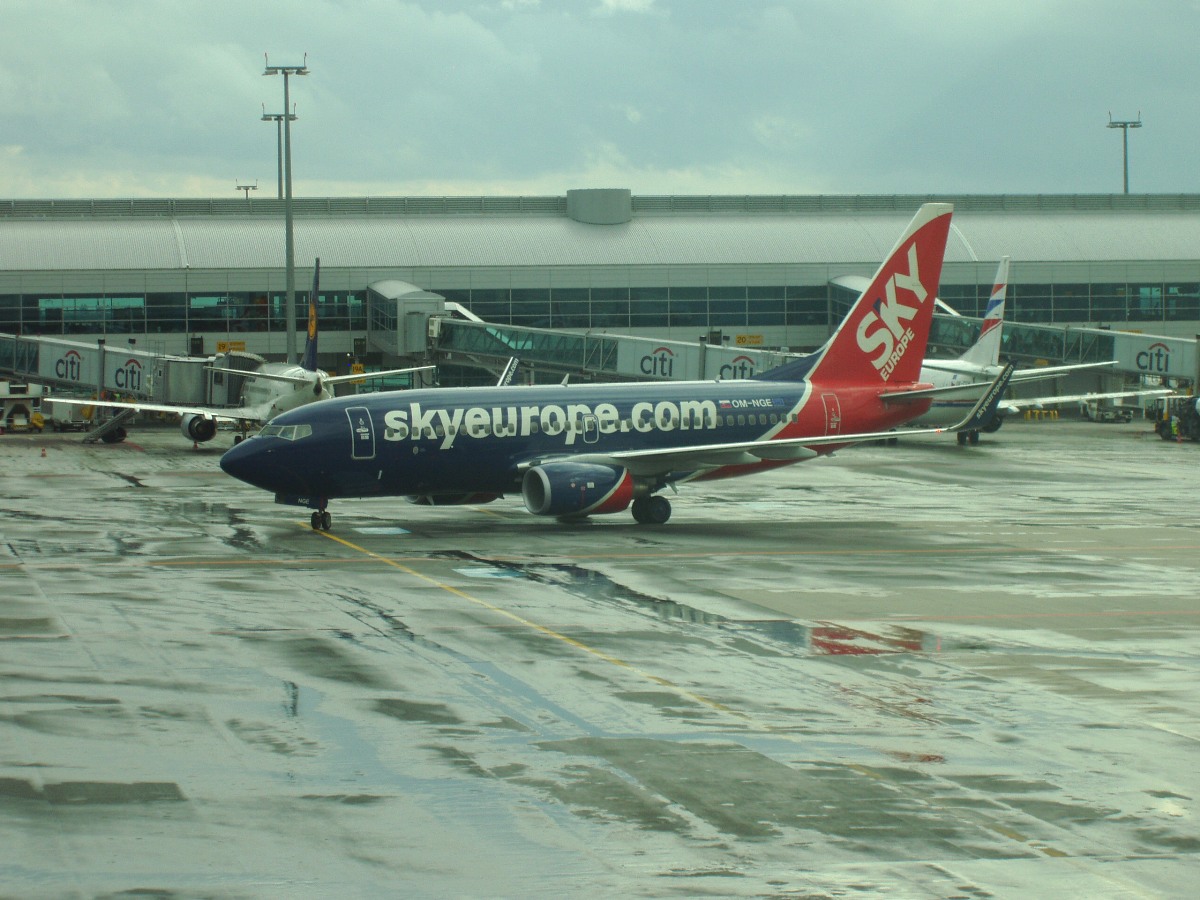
[497,357,520,386]
[950,362,1014,432]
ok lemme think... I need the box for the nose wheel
[310,510,332,531]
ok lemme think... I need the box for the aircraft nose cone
[220,439,276,490]
[221,437,315,497]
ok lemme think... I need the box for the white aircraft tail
[956,256,1009,370]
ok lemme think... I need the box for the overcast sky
[2,0,1196,199]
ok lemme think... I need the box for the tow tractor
[1151,396,1200,442]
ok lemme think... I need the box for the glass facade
[0,289,367,337]
[2,279,1198,337]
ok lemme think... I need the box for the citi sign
[55,350,85,382]
[1136,342,1171,374]
[719,355,756,379]
[114,358,143,392]
[640,346,675,378]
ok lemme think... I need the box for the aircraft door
[581,414,600,444]
[346,406,376,460]
[821,393,842,435]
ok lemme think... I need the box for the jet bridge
[430,318,800,382]
[428,315,1198,386]
[929,316,1197,382]
[0,332,270,407]
[328,276,1199,388]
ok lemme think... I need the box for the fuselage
[241,364,333,422]
[220,378,931,504]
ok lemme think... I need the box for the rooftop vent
[566,188,632,225]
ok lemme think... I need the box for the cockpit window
[258,423,313,441]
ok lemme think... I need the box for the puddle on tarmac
[373,697,464,726]
[235,633,393,689]
[2,779,187,804]
[432,551,941,658]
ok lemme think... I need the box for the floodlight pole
[260,109,293,199]
[236,181,258,199]
[1107,112,1142,194]
[264,53,308,364]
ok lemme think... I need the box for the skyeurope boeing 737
[220,203,1011,530]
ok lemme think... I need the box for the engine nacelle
[406,493,500,506]
[521,462,633,518]
[180,413,218,442]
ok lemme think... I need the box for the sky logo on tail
[854,243,929,380]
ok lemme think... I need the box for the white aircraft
[48,260,433,445]
[842,257,1169,443]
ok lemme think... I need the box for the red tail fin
[809,203,952,386]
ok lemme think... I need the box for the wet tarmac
[2,418,1198,897]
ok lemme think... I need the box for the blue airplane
[220,203,1011,531]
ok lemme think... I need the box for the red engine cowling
[521,463,633,517]
[180,414,218,442]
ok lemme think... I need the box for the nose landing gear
[310,503,332,531]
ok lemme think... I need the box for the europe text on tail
[220,204,981,531]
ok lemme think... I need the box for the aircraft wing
[887,360,1130,403]
[1010,360,1118,382]
[203,364,435,387]
[322,365,436,387]
[1003,388,1173,411]
[920,359,1117,384]
[545,365,1015,476]
[203,366,310,386]
[45,396,259,423]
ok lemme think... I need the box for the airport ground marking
[305,524,750,722]
[141,539,1200,569]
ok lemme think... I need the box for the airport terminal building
[3,190,1200,380]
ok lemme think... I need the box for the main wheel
[632,495,671,525]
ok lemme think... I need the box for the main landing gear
[631,494,671,525]
[310,506,332,531]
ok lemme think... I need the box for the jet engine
[180,413,218,443]
[521,462,633,518]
